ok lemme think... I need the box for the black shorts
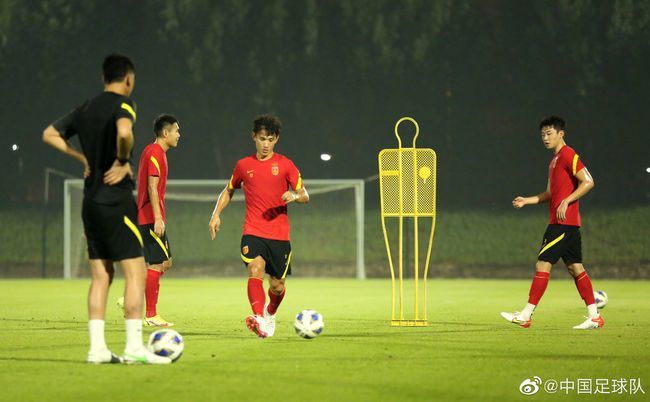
[82,196,143,261]
[139,224,172,264]
[240,235,292,278]
[537,224,582,265]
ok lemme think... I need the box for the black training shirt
[53,91,137,204]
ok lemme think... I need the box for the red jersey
[137,143,168,224]
[229,153,304,241]
[548,145,585,227]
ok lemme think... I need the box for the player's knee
[270,281,285,294]
[566,263,584,277]
[535,260,552,273]
[162,259,173,272]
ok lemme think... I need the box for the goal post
[63,179,365,279]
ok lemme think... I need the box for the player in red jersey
[133,114,180,327]
[501,116,602,329]
[208,115,309,338]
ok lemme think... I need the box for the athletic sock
[527,271,550,310]
[521,303,536,321]
[247,278,265,316]
[145,269,162,318]
[88,320,107,351]
[125,319,143,353]
[574,271,597,314]
[267,288,285,315]
[587,304,599,319]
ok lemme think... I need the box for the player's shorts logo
[242,245,249,255]
[272,164,279,176]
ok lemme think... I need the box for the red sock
[145,269,162,318]
[575,271,596,305]
[267,288,285,315]
[247,278,265,316]
[528,271,550,305]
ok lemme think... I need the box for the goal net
[63,179,365,279]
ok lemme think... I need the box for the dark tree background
[1,0,649,209]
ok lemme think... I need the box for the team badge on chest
[271,163,279,176]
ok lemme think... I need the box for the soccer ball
[593,290,608,309]
[294,309,324,339]
[147,329,184,362]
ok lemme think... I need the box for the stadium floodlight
[320,153,332,161]
[11,144,19,151]
[646,167,650,173]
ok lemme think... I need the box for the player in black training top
[42,54,171,364]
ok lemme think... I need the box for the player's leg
[120,256,171,363]
[86,259,121,364]
[245,256,269,338]
[569,263,602,329]
[144,258,174,327]
[262,239,291,336]
[142,227,174,326]
[501,225,563,328]
[267,276,286,315]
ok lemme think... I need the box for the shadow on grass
[0,356,84,364]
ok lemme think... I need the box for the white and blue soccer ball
[148,329,184,362]
[593,290,608,309]
[294,309,324,339]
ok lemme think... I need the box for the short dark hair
[253,114,282,136]
[153,114,178,137]
[102,53,135,84]
[539,116,566,132]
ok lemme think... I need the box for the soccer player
[136,114,180,327]
[42,54,171,363]
[208,115,309,338]
[501,116,602,330]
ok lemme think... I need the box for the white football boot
[123,346,172,364]
[500,311,532,328]
[86,349,123,364]
[264,306,276,337]
[573,315,604,330]
[245,315,269,339]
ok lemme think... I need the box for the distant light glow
[320,153,332,162]
[646,167,650,174]
[11,144,18,151]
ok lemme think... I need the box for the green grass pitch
[1,278,649,401]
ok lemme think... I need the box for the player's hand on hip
[557,200,568,221]
[281,191,298,204]
[512,196,526,209]
[83,163,91,179]
[208,216,221,240]
[154,218,165,237]
[103,160,132,185]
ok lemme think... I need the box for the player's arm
[104,117,135,185]
[281,187,309,204]
[512,180,550,209]
[208,186,235,240]
[148,175,165,237]
[42,125,90,177]
[556,168,595,221]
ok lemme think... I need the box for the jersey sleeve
[147,148,162,177]
[228,161,244,190]
[115,97,137,123]
[286,159,304,191]
[52,106,81,139]
[565,151,586,176]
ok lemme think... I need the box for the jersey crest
[272,163,279,176]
